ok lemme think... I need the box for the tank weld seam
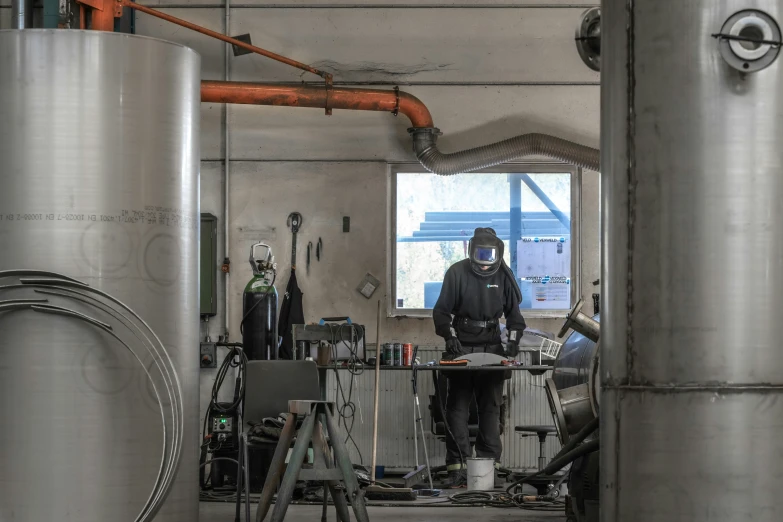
[624,0,637,388]
[606,383,783,392]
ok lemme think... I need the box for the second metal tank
[602,1,783,520]
[0,30,200,521]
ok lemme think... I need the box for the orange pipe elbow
[200,81,435,129]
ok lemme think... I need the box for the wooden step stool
[255,400,370,522]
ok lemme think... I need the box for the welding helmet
[468,227,504,277]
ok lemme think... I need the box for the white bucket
[466,458,495,491]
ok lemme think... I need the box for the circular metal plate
[718,9,781,73]
[575,7,601,72]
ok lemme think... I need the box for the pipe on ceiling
[200,81,434,128]
[200,81,600,174]
[101,2,599,175]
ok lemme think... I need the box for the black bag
[277,269,304,360]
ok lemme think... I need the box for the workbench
[316,363,552,401]
[292,324,553,402]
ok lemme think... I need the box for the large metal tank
[0,31,200,521]
[602,1,783,520]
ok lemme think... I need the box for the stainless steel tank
[602,1,783,520]
[0,30,200,522]
[546,298,600,445]
[546,314,599,445]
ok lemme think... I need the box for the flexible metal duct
[0,30,200,522]
[410,128,600,175]
[602,1,783,521]
[201,82,598,175]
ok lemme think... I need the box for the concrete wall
[171,1,600,471]
[0,0,600,468]
[127,0,601,343]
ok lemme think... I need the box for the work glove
[506,330,522,357]
[445,337,464,358]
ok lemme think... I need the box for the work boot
[445,469,467,489]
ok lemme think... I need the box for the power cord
[434,370,465,468]
[200,344,248,494]
[447,491,566,512]
[327,323,364,464]
[211,343,247,414]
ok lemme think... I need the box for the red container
[402,343,413,366]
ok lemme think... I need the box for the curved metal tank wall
[0,30,200,521]
[601,1,783,520]
[552,314,599,391]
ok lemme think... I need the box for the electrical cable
[210,344,247,414]
[0,271,184,522]
[243,433,251,522]
[326,322,364,464]
[200,343,249,502]
[434,370,465,469]
[447,491,566,511]
[199,457,243,470]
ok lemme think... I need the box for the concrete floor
[200,501,566,521]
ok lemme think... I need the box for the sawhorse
[255,400,370,522]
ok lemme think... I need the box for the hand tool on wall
[306,241,313,275]
[278,212,305,360]
[287,212,303,269]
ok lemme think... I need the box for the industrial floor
[199,501,566,521]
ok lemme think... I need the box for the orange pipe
[120,0,330,81]
[201,81,435,129]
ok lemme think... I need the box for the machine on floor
[544,298,600,522]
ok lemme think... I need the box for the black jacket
[433,259,527,346]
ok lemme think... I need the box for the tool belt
[454,317,498,329]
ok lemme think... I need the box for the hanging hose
[410,128,600,175]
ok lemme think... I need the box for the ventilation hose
[410,128,600,175]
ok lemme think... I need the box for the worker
[433,227,526,487]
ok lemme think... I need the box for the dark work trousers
[444,369,505,467]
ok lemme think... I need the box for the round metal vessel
[0,30,200,522]
[546,315,599,443]
[552,314,599,391]
[602,2,783,520]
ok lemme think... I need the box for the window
[390,163,581,317]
